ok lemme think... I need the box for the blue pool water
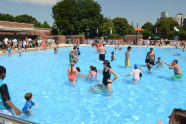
[0,46,185,124]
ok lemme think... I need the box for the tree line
[0,13,50,28]
[1,0,186,40]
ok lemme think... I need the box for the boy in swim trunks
[163,59,182,79]
[67,61,77,87]
[126,64,143,81]
[125,46,132,67]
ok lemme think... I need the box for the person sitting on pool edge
[0,66,22,116]
[22,93,38,115]
[157,108,186,124]
[126,64,143,81]
[87,65,97,81]
[67,61,77,87]
[163,59,182,79]
[89,60,118,96]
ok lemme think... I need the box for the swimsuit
[90,74,97,80]
[172,74,183,79]
[69,53,74,62]
[125,59,130,67]
[145,59,155,65]
[69,72,76,81]
[102,68,111,86]
[7,48,11,54]
[99,54,105,61]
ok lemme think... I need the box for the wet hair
[0,66,6,76]
[172,109,186,124]
[103,60,112,68]
[174,59,178,64]
[111,52,114,54]
[76,67,80,72]
[158,57,161,60]
[25,93,32,101]
[73,46,77,50]
[150,48,153,51]
[127,46,132,50]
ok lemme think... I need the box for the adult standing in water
[125,46,132,67]
[90,60,118,95]
[163,59,182,79]
[99,44,107,61]
[145,48,156,65]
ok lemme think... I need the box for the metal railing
[0,113,37,124]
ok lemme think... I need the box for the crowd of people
[0,37,55,56]
[0,38,185,123]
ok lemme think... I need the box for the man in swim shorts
[145,48,155,65]
[99,44,107,61]
[125,46,132,67]
[163,59,183,79]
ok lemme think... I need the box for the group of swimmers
[67,43,183,96]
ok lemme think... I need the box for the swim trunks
[125,59,130,67]
[145,59,155,65]
[99,54,105,61]
[172,74,183,79]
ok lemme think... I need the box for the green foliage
[0,13,14,21]
[113,17,129,36]
[142,22,154,32]
[52,0,104,37]
[42,21,50,28]
[0,13,50,28]
[154,17,180,39]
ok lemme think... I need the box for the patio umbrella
[136,28,144,31]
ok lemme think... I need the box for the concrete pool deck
[0,44,178,56]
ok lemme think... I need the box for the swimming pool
[0,46,185,124]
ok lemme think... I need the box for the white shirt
[4,38,8,44]
[130,69,142,80]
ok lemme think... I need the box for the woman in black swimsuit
[89,60,118,95]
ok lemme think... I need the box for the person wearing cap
[126,64,143,81]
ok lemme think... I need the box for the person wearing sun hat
[126,64,143,81]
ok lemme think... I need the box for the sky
[0,0,186,27]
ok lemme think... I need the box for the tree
[52,0,76,35]
[142,22,154,32]
[52,0,104,37]
[0,13,14,21]
[113,17,129,36]
[100,17,116,37]
[42,21,50,28]
[154,17,180,39]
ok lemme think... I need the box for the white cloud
[10,0,59,5]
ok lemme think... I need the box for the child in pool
[22,93,37,114]
[111,52,116,61]
[7,44,12,57]
[155,57,163,67]
[87,65,97,81]
[126,64,143,81]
